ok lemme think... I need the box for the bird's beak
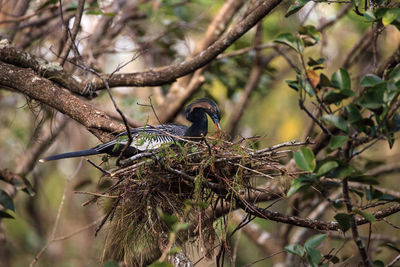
[213,120,222,131]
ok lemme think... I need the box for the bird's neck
[185,112,208,139]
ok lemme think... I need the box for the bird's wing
[95,124,187,154]
[116,124,187,138]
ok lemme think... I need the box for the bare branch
[238,199,400,232]
[58,0,85,66]
[342,177,372,267]
[226,22,264,137]
[365,162,400,177]
[15,115,69,176]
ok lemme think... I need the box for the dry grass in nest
[82,136,305,266]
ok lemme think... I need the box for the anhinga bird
[40,98,221,162]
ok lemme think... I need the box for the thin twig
[59,0,85,66]
[386,254,400,267]
[52,217,103,242]
[86,158,111,175]
[30,181,69,267]
[342,177,372,267]
[243,251,285,267]
[74,191,119,198]
[252,138,313,155]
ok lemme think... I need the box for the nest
[85,136,297,266]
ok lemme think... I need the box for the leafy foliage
[285,234,328,266]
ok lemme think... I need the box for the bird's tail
[39,149,100,162]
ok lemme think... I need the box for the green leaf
[301,77,315,97]
[157,208,178,227]
[372,260,385,267]
[317,161,339,176]
[391,113,400,132]
[321,114,349,132]
[287,175,313,197]
[305,234,328,249]
[334,213,351,232]
[360,74,384,87]
[285,0,310,17]
[0,189,14,211]
[284,244,305,257]
[389,63,400,83]
[354,209,376,223]
[323,89,354,104]
[286,80,300,91]
[0,210,14,219]
[384,81,399,104]
[329,135,348,150]
[332,68,351,90]
[345,104,363,124]
[357,84,385,110]
[294,147,316,172]
[274,33,303,53]
[337,166,354,179]
[173,222,189,232]
[319,73,332,87]
[364,10,377,22]
[305,235,327,267]
[306,247,323,267]
[366,187,384,201]
[382,9,400,26]
[307,57,325,67]
[375,8,390,19]
[167,246,182,255]
[85,10,103,15]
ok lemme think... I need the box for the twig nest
[84,137,302,265]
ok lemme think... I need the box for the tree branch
[342,177,372,266]
[0,61,124,141]
[89,0,283,91]
[15,115,69,176]
[238,199,400,232]
[226,22,264,137]
[58,0,85,66]
[0,39,88,96]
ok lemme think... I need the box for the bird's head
[184,98,221,130]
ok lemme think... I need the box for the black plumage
[40,98,221,162]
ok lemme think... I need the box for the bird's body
[40,98,221,162]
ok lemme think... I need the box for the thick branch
[0,61,124,141]
[0,169,23,185]
[90,0,283,90]
[0,39,87,96]
[376,44,400,78]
